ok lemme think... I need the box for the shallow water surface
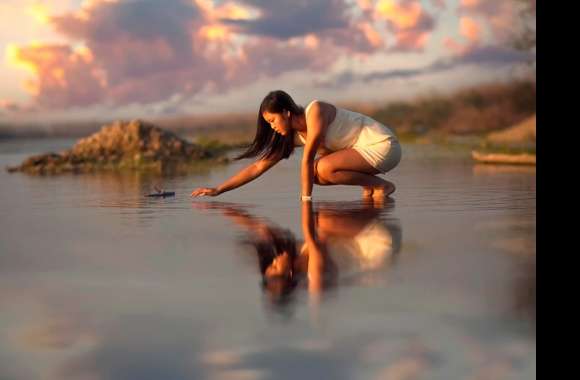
[0,139,535,379]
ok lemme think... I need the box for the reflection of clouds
[210,369,267,380]
[0,281,215,380]
[79,171,168,229]
[0,268,534,380]
[200,349,269,380]
[51,315,210,380]
[203,345,352,380]
[0,285,98,350]
[474,216,535,324]
[201,334,444,380]
[14,315,97,351]
[72,169,214,228]
[75,171,188,207]
[201,350,244,366]
[375,356,428,380]
[513,255,535,324]
[362,340,442,380]
[477,218,535,259]
[459,333,534,380]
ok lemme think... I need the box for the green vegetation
[194,135,251,153]
[370,80,536,141]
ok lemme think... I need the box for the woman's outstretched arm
[301,102,326,198]
[191,157,280,197]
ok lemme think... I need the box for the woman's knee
[317,159,333,177]
[314,159,333,185]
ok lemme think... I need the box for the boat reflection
[192,200,402,311]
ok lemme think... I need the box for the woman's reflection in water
[193,200,402,312]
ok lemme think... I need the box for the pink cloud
[430,0,446,10]
[442,17,480,56]
[460,17,481,43]
[0,99,20,112]
[322,22,386,54]
[5,0,438,111]
[443,37,471,55]
[457,0,520,44]
[374,0,436,51]
[231,37,336,82]
[8,43,106,108]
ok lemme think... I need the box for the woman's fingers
[192,188,208,196]
[191,187,207,196]
[191,187,218,197]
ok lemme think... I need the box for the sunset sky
[0,0,534,123]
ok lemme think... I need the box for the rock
[7,119,229,175]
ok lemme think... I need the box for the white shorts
[353,122,402,174]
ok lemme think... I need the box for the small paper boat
[145,185,175,197]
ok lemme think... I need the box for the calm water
[0,138,536,380]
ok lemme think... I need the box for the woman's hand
[191,187,221,197]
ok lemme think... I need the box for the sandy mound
[487,115,536,147]
[7,119,228,174]
[472,114,536,165]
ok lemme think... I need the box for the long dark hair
[241,226,299,306]
[236,90,303,161]
[244,227,298,276]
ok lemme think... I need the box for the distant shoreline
[1,79,535,139]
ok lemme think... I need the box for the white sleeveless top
[294,100,398,151]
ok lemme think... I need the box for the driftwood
[471,150,536,165]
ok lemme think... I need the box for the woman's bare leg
[314,149,396,198]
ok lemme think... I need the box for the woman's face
[263,110,291,136]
